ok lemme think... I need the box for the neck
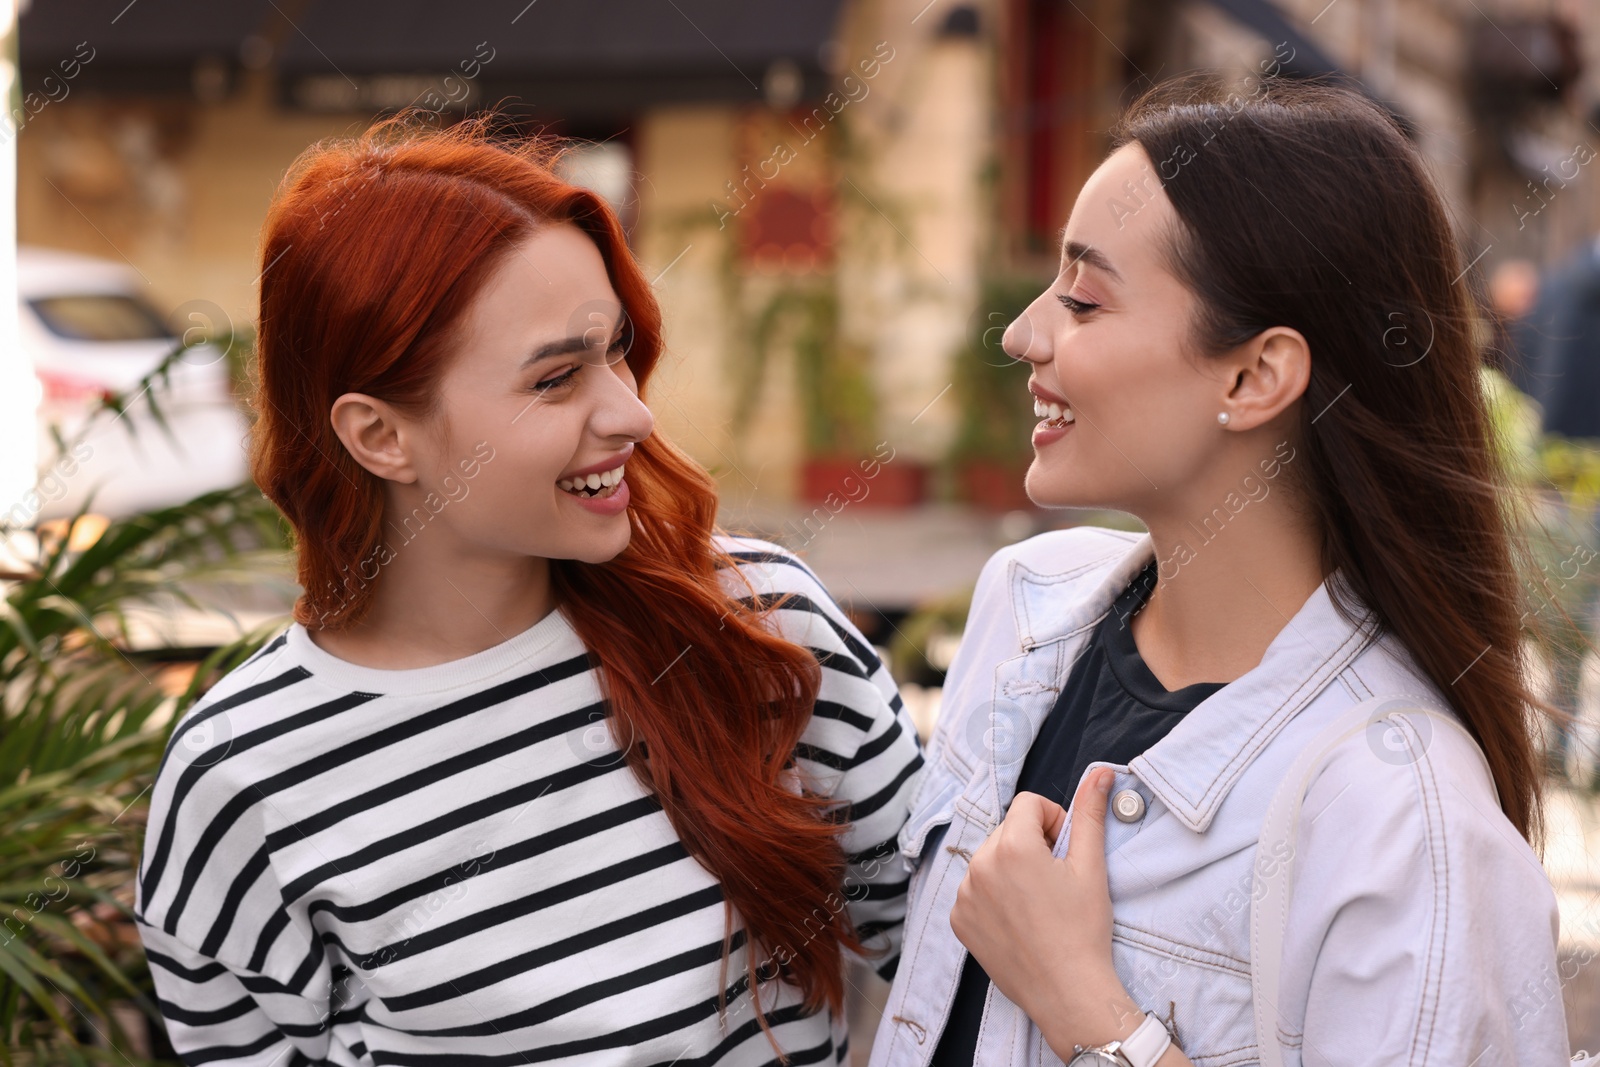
[1129,481,1327,691]
[307,514,555,670]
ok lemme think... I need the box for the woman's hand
[950,766,1185,1061]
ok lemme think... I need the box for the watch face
[1067,1052,1125,1067]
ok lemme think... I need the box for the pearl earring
[1217,412,1230,426]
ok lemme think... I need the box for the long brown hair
[1110,75,1562,844]
[249,115,868,1052]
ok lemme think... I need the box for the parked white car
[16,246,250,523]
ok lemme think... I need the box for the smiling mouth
[558,462,625,499]
[1032,397,1076,428]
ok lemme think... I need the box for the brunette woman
[872,77,1577,1065]
[135,119,923,1066]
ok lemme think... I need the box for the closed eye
[1058,293,1100,315]
[533,364,580,393]
[533,323,631,393]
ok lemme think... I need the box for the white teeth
[1033,396,1075,424]
[559,464,626,495]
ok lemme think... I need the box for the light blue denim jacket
[869,526,1570,1067]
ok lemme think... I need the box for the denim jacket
[869,526,1570,1067]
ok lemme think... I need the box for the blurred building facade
[15,0,1600,507]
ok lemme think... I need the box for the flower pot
[800,456,927,508]
[957,458,1037,512]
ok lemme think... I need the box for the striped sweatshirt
[135,537,926,1066]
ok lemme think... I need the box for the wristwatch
[1066,1012,1173,1067]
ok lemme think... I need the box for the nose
[1001,304,1050,364]
[595,364,654,444]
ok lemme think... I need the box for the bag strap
[1249,697,1494,1066]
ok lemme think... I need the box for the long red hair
[249,115,868,1053]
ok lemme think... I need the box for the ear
[1220,326,1311,430]
[329,392,420,484]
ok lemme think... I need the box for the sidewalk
[1546,781,1600,1049]
[718,500,1053,610]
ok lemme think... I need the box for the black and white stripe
[135,536,924,1066]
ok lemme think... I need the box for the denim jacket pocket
[1111,929,1259,1067]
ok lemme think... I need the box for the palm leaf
[1,339,290,1064]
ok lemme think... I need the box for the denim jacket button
[1111,788,1146,822]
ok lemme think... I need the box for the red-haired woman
[134,120,924,1066]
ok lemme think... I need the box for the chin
[568,524,633,565]
[1023,471,1077,509]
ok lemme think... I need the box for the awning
[18,0,275,96]
[1201,0,1417,136]
[1200,0,1342,79]
[275,0,849,119]
[19,0,846,115]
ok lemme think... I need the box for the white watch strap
[1118,1012,1172,1067]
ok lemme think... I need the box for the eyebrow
[521,309,626,367]
[1060,235,1124,285]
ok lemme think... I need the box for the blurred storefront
[15,0,1600,516]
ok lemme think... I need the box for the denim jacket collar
[1010,530,1379,832]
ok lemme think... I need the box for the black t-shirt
[929,560,1225,1065]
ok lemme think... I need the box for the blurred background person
[1487,256,1542,396]
[1528,232,1600,441]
